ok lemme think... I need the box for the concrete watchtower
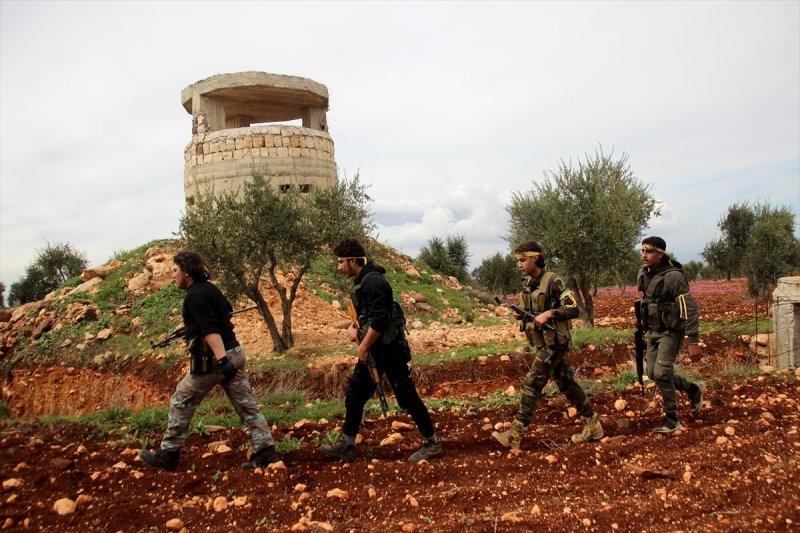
[181,71,337,206]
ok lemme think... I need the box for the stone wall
[183,123,337,204]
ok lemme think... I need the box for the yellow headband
[641,244,665,253]
[516,251,541,259]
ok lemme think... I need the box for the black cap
[642,236,667,253]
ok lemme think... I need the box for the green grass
[412,340,520,364]
[571,326,631,348]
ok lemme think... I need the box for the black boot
[139,448,180,471]
[319,439,356,461]
[242,445,281,470]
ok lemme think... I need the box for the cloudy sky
[1,0,798,293]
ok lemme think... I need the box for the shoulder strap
[540,271,555,291]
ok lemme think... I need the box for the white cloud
[1,0,798,293]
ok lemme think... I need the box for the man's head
[641,236,667,269]
[514,240,545,277]
[172,251,210,289]
[333,238,367,278]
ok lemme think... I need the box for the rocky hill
[0,239,511,418]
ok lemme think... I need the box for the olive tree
[741,203,800,298]
[506,148,659,326]
[179,171,374,351]
[418,234,471,282]
[701,202,756,280]
[472,252,519,296]
[8,242,89,306]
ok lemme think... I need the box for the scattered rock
[53,498,76,515]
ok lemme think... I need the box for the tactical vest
[520,271,572,348]
[351,271,407,345]
[639,268,687,332]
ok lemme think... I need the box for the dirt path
[1,279,798,532]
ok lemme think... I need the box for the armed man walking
[139,251,280,471]
[492,240,603,450]
[637,236,705,433]
[319,238,443,462]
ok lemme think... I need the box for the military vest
[639,268,687,332]
[520,270,572,348]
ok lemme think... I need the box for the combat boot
[409,440,443,462]
[139,448,180,472]
[492,420,525,450]
[571,414,604,444]
[319,439,356,461]
[242,444,281,470]
[689,382,706,413]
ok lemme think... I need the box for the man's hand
[534,309,554,329]
[218,356,240,381]
[687,343,701,357]
[347,324,359,344]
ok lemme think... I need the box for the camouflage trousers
[515,345,594,428]
[645,329,695,418]
[160,345,274,453]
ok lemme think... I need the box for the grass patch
[128,406,170,436]
[412,340,521,364]
[571,327,632,348]
[261,394,345,425]
[721,359,763,381]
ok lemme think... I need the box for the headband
[516,251,541,259]
[641,244,666,253]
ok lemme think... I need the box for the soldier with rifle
[492,240,604,450]
[139,251,280,471]
[319,238,443,463]
[637,236,705,433]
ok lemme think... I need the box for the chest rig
[520,271,571,348]
[638,268,687,332]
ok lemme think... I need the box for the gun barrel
[367,354,389,415]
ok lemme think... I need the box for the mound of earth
[1,279,798,532]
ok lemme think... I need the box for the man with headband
[637,236,705,433]
[319,238,443,462]
[493,240,604,450]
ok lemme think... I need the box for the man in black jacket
[139,251,280,471]
[319,238,442,462]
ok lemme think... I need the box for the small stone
[53,498,76,515]
[326,488,348,500]
[2,478,22,490]
[213,496,227,512]
[165,518,184,530]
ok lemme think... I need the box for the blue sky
[1,0,798,293]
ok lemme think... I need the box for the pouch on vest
[188,336,213,375]
[660,301,686,330]
[642,270,688,332]
[520,271,571,348]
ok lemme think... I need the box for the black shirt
[182,280,237,347]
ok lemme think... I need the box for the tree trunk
[248,288,289,352]
[575,275,595,327]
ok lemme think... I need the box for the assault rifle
[493,296,563,338]
[632,299,646,396]
[347,301,389,416]
[150,305,260,349]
